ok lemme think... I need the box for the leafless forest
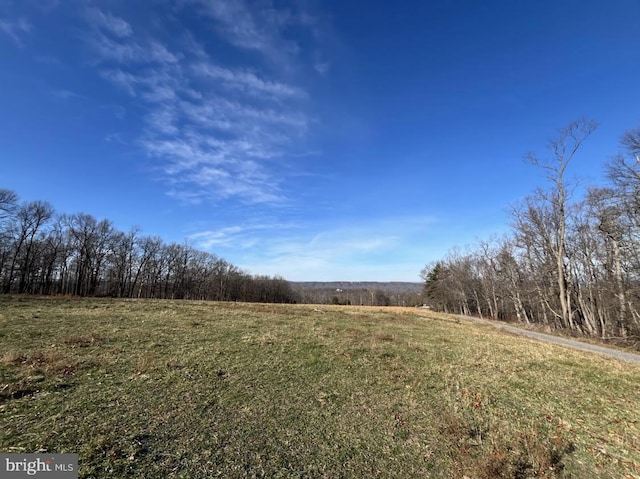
[0,194,296,303]
[422,119,640,341]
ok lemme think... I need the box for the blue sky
[2,0,639,281]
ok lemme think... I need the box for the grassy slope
[0,297,639,478]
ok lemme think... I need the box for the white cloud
[193,63,305,98]
[86,10,177,67]
[89,33,179,66]
[189,226,245,248]
[180,97,307,135]
[84,3,319,205]
[188,221,301,250]
[89,32,144,63]
[86,7,132,38]
[189,216,438,281]
[142,84,177,103]
[314,61,330,75]
[0,17,32,45]
[190,0,274,54]
[100,69,139,95]
[148,41,179,64]
[147,108,179,135]
[141,129,287,204]
[185,0,311,66]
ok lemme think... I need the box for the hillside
[289,281,424,306]
[1,297,639,478]
[289,281,424,294]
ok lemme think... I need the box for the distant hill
[289,281,423,294]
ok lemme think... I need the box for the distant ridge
[289,281,423,294]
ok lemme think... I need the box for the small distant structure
[419,304,431,310]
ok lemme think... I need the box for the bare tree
[0,189,18,220]
[494,238,530,324]
[0,192,297,304]
[523,119,597,330]
[65,214,115,296]
[2,201,54,293]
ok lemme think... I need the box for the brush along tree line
[0,196,296,303]
[422,119,640,340]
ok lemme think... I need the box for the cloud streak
[84,1,318,205]
[0,17,32,45]
[189,216,438,281]
[186,0,302,66]
[86,7,132,38]
[192,63,305,99]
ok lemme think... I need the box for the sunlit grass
[1,297,639,478]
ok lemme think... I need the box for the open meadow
[1,297,639,478]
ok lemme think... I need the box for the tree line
[0,191,296,303]
[290,284,423,307]
[421,119,640,340]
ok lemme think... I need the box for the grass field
[1,297,639,478]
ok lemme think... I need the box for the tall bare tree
[523,119,597,330]
[3,201,54,293]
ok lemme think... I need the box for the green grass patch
[1,297,639,478]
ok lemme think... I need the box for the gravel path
[466,316,640,365]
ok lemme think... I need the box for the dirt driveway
[464,316,640,365]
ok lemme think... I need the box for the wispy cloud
[186,0,302,66]
[189,216,438,281]
[84,2,319,205]
[314,61,330,75]
[189,226,253,248]
[85,7,132,38]
[192,63,305,99]
[188,219,304,249]
[0,17,32,45]
[100,69,139,96]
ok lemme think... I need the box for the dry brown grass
[0,297,639,478]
